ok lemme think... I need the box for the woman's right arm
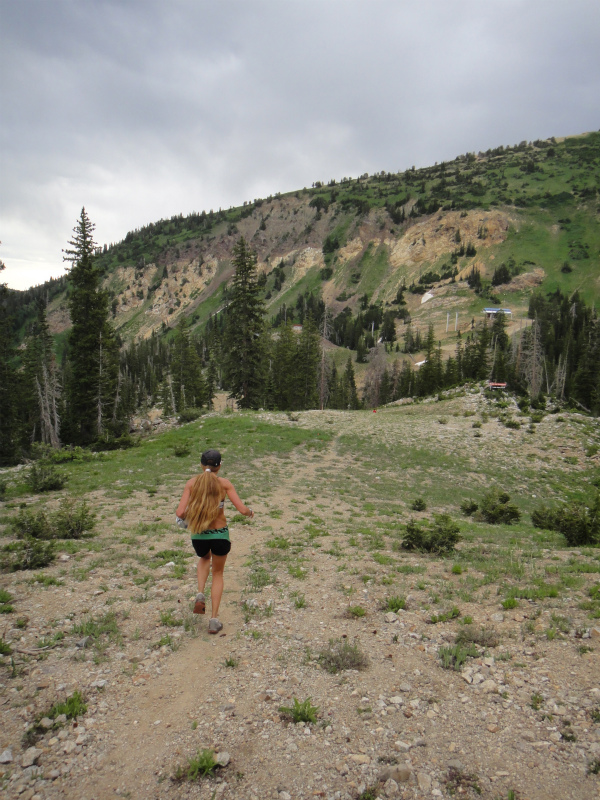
[224,480,254,518]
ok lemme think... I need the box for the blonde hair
[186,469,223,533]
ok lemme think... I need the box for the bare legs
[197,553,227,619]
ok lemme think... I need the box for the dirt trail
[2,404,600,800]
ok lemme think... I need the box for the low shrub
[401,514,461,554]
[11,508,54,539]
[172,443,191,457]
[478,490,521,525]
[46,447,93,464]
[27,462,68,492]
[0,478,7,500]
[10,499,96,541]
[90,434,137,451]
[455,625,499,648]
[1,537,55,571]
[177,408,204,424]
[504,418,521,430]
[53,498,96,539]
[531,505,560,530]
[318,637,369,673]
[532,493,600,546]
[410,497,427,511]
[460,499,478,516]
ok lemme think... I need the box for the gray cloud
[1,0,599,289]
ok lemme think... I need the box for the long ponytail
[186,469,222,533]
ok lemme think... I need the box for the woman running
[176,449,254,633]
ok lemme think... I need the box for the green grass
[278,697,319,724]
[173,748,218,781]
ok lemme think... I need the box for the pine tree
[343,357,360,409]
[296,315,320,409]
[273,323,297,410]
[0,259,19,464]
[170,318,207,410]
[63,208,119,444]
[224,238,266,408]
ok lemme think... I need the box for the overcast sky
[1,0,599,290]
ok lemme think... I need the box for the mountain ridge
[7,130,600,355]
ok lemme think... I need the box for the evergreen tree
[356,336,368,363]
[170,317,207,409]
[296,315,320,409]
[224,238,266,408]
[63,208,119,443]
[0,259,19,464]
[273,323,297,410]
[379,369,392,405]
[343,357,360,409]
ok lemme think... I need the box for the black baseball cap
[201,449,222,467]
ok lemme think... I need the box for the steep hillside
[9,131,600,354]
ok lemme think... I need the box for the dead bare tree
[319,309,332,411]
[519,319,544,398]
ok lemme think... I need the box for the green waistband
[191,526,230,541]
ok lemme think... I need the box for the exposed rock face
[46,200,513,345]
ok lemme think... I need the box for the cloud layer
[2,0,599,289]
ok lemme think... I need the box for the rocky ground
[1,391,599,800]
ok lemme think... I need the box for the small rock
[480,680,498,694]
[76,637,91,649]
[38,717,54,730]
[399,683,411,693]
[90,679,107,689]
[491,612,504,622]
[389,696,404,706]
[487,724,499,733]
[590,627,600,640]
[380,764,411,783]
[384,778,399,797]
[384,612,398,623]
[417,772,432,792]
[394,740,411,752]
[350,754,371,765]
[279,793,291,800]
[0,749,13,764]
[21,747,42,768]
[59,554,70,562]
[215,752,230,767]
[448,759,464,771]
[164,561,175,568]
[63,740,77,754]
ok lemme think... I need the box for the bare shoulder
[218,477,234,490]
[185,476,197,489]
